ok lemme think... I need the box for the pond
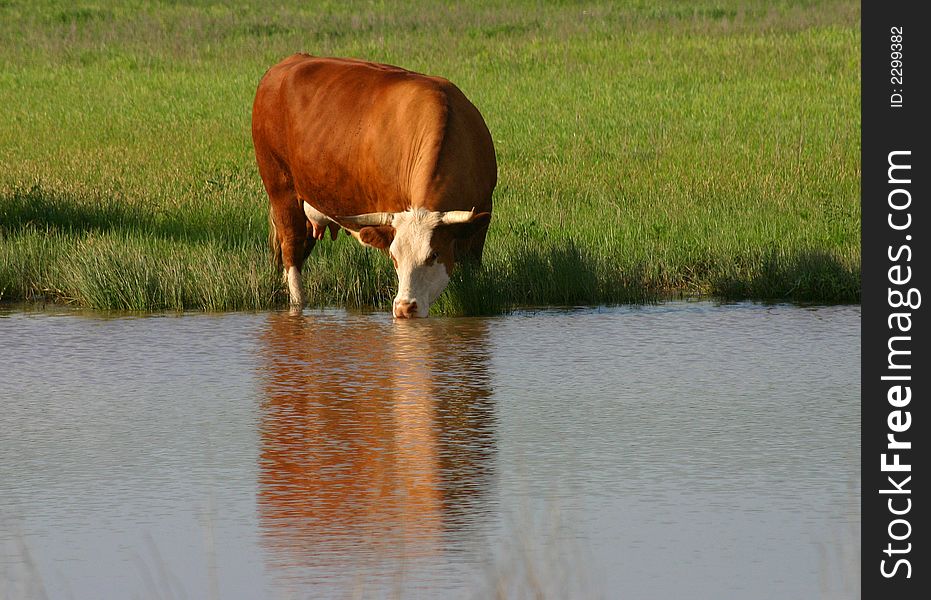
[0,302,860,599]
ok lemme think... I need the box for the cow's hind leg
[270,194,312,309]
[255,142,314,309]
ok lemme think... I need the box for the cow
[251,54,497,318]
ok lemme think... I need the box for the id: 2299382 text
[890,26,904,108]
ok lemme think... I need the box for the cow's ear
[359,225,395,250]
[443,212,491,240]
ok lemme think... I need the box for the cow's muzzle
[393,300,420,319]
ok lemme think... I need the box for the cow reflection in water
[257,313,495,577]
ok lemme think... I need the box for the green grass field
[0,0,860,313]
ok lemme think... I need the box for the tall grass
[0,1,860,313]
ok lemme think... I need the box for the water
[0,302,860,599]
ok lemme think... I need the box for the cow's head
[338,208,491,318]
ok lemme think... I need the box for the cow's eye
[428,251,439,262]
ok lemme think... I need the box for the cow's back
[252,54,496,217]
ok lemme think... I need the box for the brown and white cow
[251,54,497,318]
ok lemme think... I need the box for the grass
[0,0,861,314]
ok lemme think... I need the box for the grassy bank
[0,0,860,313]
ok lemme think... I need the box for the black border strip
[862,1,928,595]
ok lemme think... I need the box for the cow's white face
[341,208,491,319]
[388,210,450,318]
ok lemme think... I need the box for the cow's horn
[336,212,395,228]
[440,208,476,224]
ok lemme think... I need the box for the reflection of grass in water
[478,506,595,600]
[3,512,592,599]
[3,533,188,600]
[2,535,50,600]
[3,500,222,600]
[818,481,860,600]
[0,1,860,312]
[4,494,861,599]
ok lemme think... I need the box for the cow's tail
[269,207,282,271]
